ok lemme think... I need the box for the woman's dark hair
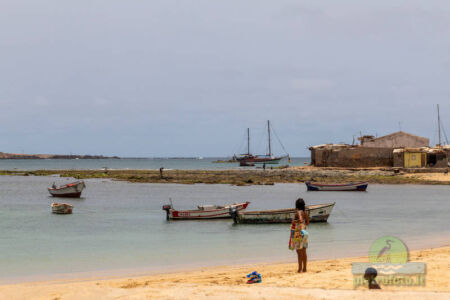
[295,198,305,211]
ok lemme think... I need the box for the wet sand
[0,246,448,300]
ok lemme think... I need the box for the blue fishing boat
[305,181,368,191]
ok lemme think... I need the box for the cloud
[0,1,449,156]
[93,97,108,106]
[289,78,336,91]
[34,96,50,106]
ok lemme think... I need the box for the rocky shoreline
[1,167,449,185]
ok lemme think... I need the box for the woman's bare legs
[301,248,307,272]
[296,249,303,272]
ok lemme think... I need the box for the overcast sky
[1,0,449,157]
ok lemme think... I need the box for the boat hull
[51,203,73,214]
[50,191,82,198]
[48,181,86,197]
[231,203,335,224]
[165,202,250,220]
[305,181,368,191]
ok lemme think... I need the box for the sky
[1,0,449,157]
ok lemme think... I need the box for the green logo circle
[369,236,408,264]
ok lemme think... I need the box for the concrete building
[426,148,448,168]
[310,144,393,167]
[393,149,426,168]
[358,131,429,148]
[444,146,450,165]
[309,131,439,168]
[393,148,448,168]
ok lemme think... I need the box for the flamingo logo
[369,236,408,264]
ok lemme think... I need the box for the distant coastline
[0,152,120,160]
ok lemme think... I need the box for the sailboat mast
[437,104,441,146]
[267,120,272,157]
[247,128,250,155]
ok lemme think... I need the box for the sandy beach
[1,246,448,300]
[404,173,450,182]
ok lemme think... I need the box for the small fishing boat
[48,181,86,198]
[305,181,368,191]
[230,202,335,224]
[51,203,73,214]
[162,202,250,220]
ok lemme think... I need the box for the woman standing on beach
[289,198,309,273]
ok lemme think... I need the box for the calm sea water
[0,175,449,282]
[0,157,309,171]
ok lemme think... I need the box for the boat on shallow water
[229,202,335,224]
[48,181,86,198]
[305,181,368,191]
[234,121,289,166]
[51,203,73,214]
[162,202,250,220]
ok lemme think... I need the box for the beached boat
[229,202,335,224]
[305,181,368,191]
[51,203,73,214]
[162,202,250,220]
[48,181,86,198]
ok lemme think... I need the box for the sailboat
[436,104,450,167]
[235,121,289,166]
[436,104,449,147]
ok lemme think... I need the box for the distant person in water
[293,198,309,272]
[159,167,164,179]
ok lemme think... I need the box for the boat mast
[267,120,272,157]
[437,104,441,147]
[247,128,250,155]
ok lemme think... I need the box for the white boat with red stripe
[163,201,250,220]
[230,202,335,224]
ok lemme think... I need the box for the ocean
[0,175,449,283]
[0,157,309,171]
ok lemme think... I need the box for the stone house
[310,131,434,168]
[310,144,393,167]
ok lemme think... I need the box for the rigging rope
[271,124,289,156]
[441,123,449,145]
[232,129,248,156]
